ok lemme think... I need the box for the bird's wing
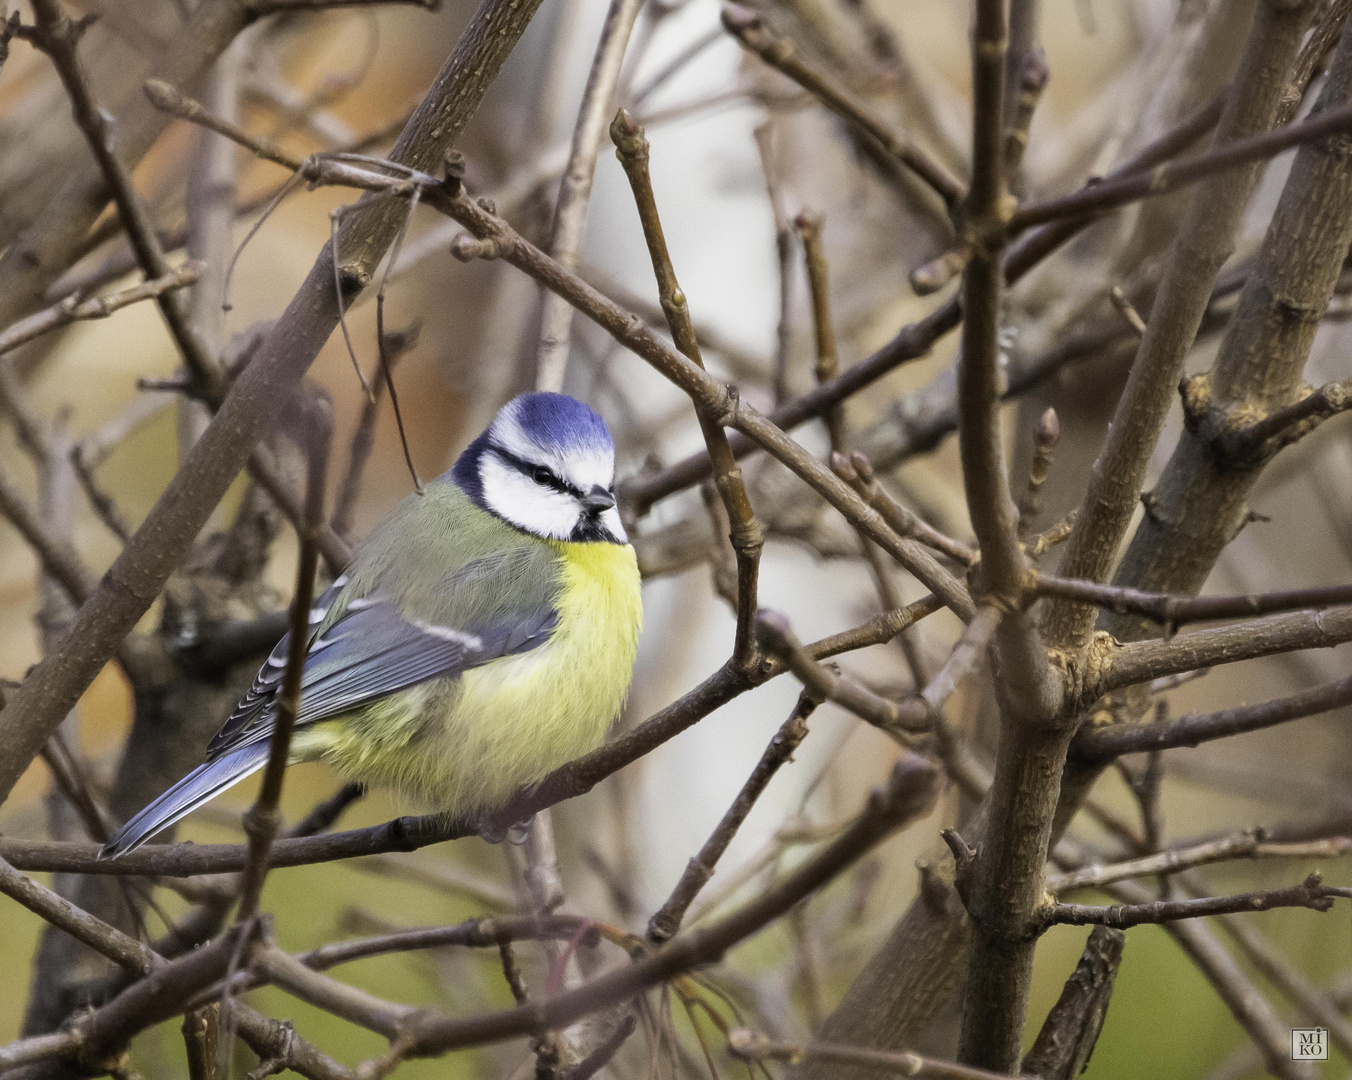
[205,550,559,759]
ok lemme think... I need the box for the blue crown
[449,393,614,501]
[508,392,613,454]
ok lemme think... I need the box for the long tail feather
[99,744,271,859]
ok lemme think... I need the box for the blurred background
[0,0,1349,1077]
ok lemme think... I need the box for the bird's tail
[99,743,271,860]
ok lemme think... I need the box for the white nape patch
[411,619,482,648]
[491,405,615,495]
[479,452,583,541]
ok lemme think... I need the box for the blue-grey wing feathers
[101,580,557,859]
[99,744,271,859]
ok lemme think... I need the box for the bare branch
[330,321,420,539]
[1218,375,1352,460]
[373,757,941,1060]
[19,1,224,400]
[1020,926,1124,1080]
[0,264,202,357]
[1074,671,1352,760]
[1044,873,1340,929]
[235,396,333,923]
[756,611,929,736]
[755,122,795,404]
[0,462,98,607]
[245,0,441,12]
[0,856,159,976]
[832,451,976,566]
[610,110,765,668]
[0,926,250,1072]
[807,594,944,659]
[535,0,643,391]
[648,692,817,942]
[729,1029,1021,1080]
[1009,101,1352,232]
[1043,0,1319,654]
[1048,833,1352,893]
[1,662,761,876]
[1017,408,1059,540]
[618,42,1237,516]
[956,0,1068,1067]
[720,4,964,211]
[0,0,251,338]
[434,181,975,620]
[1097,606,1352,695]
[1033,573,1352,628]
[145,78,300,170]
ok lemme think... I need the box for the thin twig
[235,396,333,923]
[1219,376,1352,460]
[832,451,976,565]
[364,756,940,1060]
[756,611,930,736]
[330,322,420,538]
[1212,901,1352,1059]
[1072,672,1352,760]
[440,176,972,617]
[727,1029,1022,1080]
[796,210,846,450]
[610,109,766,668]
[755,122,795,404]
[1044,873,1340,930]
[720,4,963,210]
[648,692,817,942]
[1017,408,1059,540]
[0,264,202,357]
[0,462,98,605]
[535,0,644,392]
[614,84,1227,514]
[1047,832,1352,893]
[19,4,223,399]
[1009,100,1352,232]
[0,855,160,975]
[1095,606,1352,697]
[1033,573,1352,629]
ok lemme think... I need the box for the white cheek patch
[479,454,582,540]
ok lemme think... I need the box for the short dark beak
[582,486,616,513]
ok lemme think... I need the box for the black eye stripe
[490,445,583,497]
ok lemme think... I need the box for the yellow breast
[308,540,642,816]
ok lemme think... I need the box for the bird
[101,392,643,858]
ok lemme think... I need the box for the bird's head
[452,392,627,544]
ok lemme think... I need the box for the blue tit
[101,392,642,858]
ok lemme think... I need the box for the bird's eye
[532,466,553,486]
